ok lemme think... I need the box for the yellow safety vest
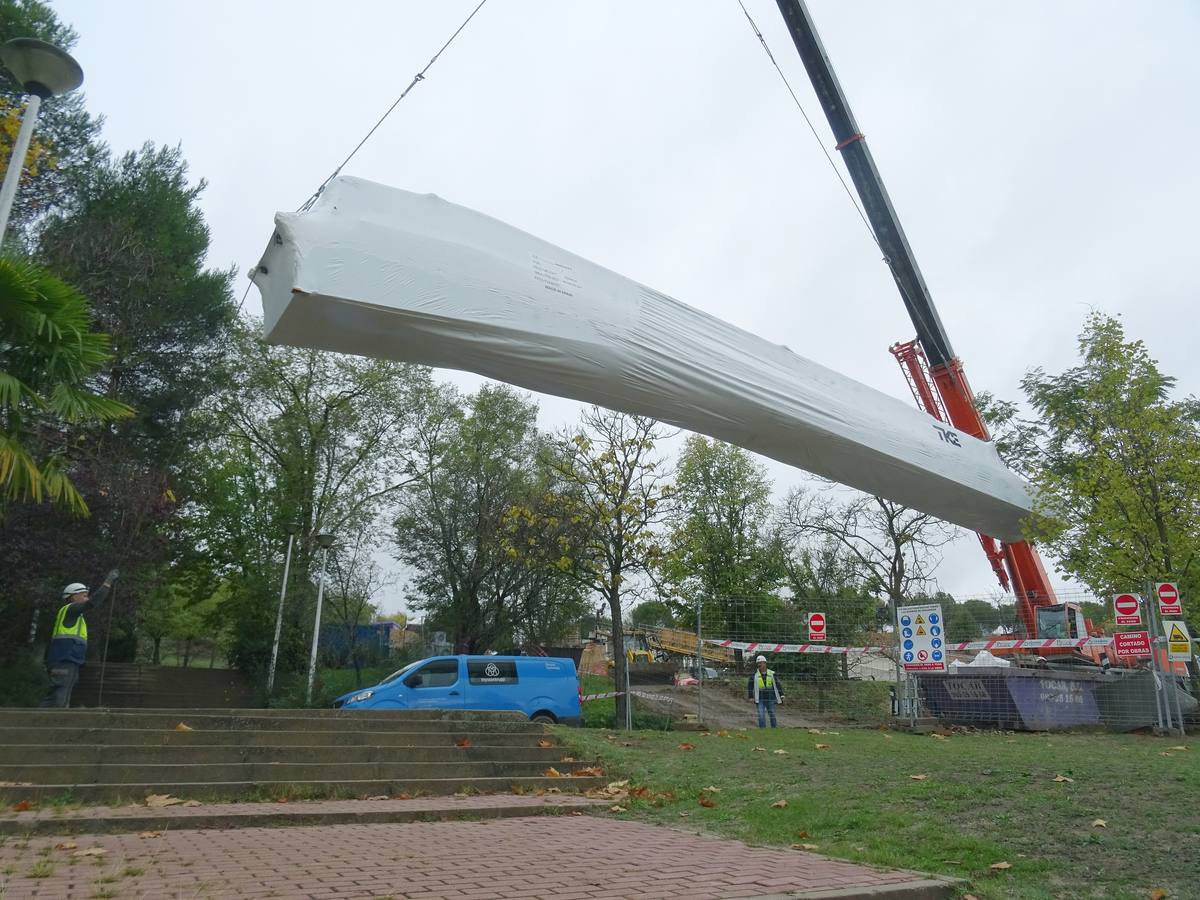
[757,671,774,690]
[52,603,88,643]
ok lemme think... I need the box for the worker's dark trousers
[757,696,778,728]
[38,662,80,708]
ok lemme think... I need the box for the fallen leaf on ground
[815,743,831,750]
[11,799,32,812]
[607,779,630,790]
[367,795,389,801]
[807,728,822,735]
[1150,889,1169,899]
[53,842,78,850]
[537,739,553,748]
[773,749,788,756]
[699,796,717,808]
[609,805,626,812]
[174,722,194,732]
[989,861,1012,871]
[543,767,562,778]
[678,743,695,751]
[137,832,162,839]
[511,785,528,795]
[1053,775,1074,783]
[1091,819,1107,828]
[752,746,766,752]
[73,848,107,858]
[560,756,577,763]
[702,786,721,793]
[791,843,820,851]
[569,811,583,816]
[182,800,202,807]
[796,830,810,839]
[1168,746,1187,752]
[930,733,947,741]
[571,767,604,777]
[678,811,690,817]
[771,799,787,809]
[145,794,185,808]
[716,730,730,737]
[394,792,412,800]
[455,737,472,748]
[909,774,929,781]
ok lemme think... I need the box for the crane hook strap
[835,132,866,151]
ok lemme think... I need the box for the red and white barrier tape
[704,636,1115,655]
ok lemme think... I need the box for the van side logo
[932,424,961,447]
[485,662,500,678]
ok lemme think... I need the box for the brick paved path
[0,817,944,899]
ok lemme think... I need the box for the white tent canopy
[253,177,1032,541]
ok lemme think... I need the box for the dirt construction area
[633,683,832,730]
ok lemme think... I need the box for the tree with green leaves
[662,437,785,637]
[186,323,435,674]
[396,383,586,653]
[981,312,1200,631]
[778,487,957,644]
[0,258,130,512]
[507,407,672,726]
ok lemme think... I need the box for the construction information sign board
[1113,630,1152,658]
[898,603,946,672]
[1113,593,1142,626]
[1164,621,1192,661]
[1155,582,1183,616]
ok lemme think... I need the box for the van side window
[405,659,458,688]
[468,659,518,685]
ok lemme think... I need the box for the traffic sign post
[1155,582,1182,616]
[1112,630,1151,658]
[1164,620,1192,662]
[807,611,827,643]
[1112,593,1142,626]
[897,603,947,673]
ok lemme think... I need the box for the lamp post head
[0,38,83,99]
[316,532,335,549]
[284,522,301,536]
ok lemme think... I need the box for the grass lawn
[561,725,1198,899]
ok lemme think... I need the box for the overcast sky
[53,1,1200,613]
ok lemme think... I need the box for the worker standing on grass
[38,569,119,708]
[747,654,783,728]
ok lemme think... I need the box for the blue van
[333,655,582,725]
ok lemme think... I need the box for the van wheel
[531,712,556,725]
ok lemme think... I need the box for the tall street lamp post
[306,533,336,705]
[266,522,301,696]
[0,38,83,249]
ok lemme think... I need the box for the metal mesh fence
[591,591,1198,735]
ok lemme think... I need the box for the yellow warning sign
[916,626,926,636]
[915,615,925,625]
[1164,620,1192,661]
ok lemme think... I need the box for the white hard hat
[61,582,88,598]
[756,655,767,663]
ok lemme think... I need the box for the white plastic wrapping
[252,177,1032,540]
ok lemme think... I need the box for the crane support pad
[253,178,1032,540]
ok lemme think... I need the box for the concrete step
[0,794,607,836]
[0,709,544,733]
[0,775,607,805]
[0,744,569,766]
[1,760,592,785]
[2,727,556,748]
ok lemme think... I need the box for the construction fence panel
[642,592,1198,734]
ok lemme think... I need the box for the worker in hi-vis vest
[746,654,784,728]
[38,569,118,708]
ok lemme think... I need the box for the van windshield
[379,660,423,685]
